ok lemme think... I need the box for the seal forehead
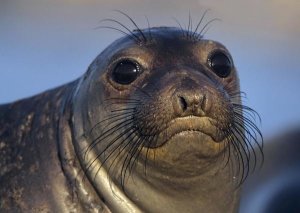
[115,27,194,50]
[105,27,230,71]
[139,27,226,48]
[105,27,230,63]
[143,27,196,52]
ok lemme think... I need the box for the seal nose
[173,91,211,117]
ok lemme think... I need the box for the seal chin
[146,116,228,148]
[139,131,228,178]
[136,116,229,177]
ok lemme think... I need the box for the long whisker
[198,18,221,39]
[83,117,134,160]
[224,96,264,185]
[192,9,210,38]
[94,26,139,42]
[87,124,136,175]
[114,10,147,42]
[85,111,135,137]
[93,128,139,181]
[173,18,185,36]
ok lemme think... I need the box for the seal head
[71,27,259,212]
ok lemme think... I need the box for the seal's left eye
[208,52,232,78]
[112,60,142,85]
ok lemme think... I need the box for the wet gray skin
[0,27,262,212]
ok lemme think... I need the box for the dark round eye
[112,60,142,85]
[208,52,232,78]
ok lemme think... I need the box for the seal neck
[57,80,111,212]
[116,155,241,213]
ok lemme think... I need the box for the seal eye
[208,52,232,78]
[112,60,142,85]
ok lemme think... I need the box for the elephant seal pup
[0,26,263,212]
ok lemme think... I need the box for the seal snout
[172,79,212,118]
[174,92,210,117]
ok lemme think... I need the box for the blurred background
[1,0,300,212]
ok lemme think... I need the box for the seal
[0,18,263,212]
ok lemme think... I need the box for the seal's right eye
[112,60,142,85]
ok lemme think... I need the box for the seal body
[0,84,73,211]
[0,83,107,212]
[0,26,262,212]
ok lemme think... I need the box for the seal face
[76,27,238,173]
[71,27,263,212]
[0,24,263,213]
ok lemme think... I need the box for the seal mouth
[147,116,227,148]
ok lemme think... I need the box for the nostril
[179,96,188,111]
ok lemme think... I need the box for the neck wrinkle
[58,85,110,212]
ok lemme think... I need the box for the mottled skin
[0,27,242,212]
[0,83,107,212]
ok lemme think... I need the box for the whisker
[87,124,136,176]
[120,136,144,188]
[232,122,255,173]
[83,117,134,160]
[110,108,136,113]
[93,128,139,181]
[86,111,135,136]
[198,18,221,39]
[231,135,248,185]
[94,26,139,42]
[173,18,185,36]
[188,11,192,38]
[113,10,147,42]
[192,9,211,38]
[145,15,152,41]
